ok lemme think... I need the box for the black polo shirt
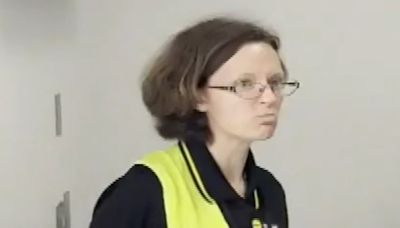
[89,138,288,228]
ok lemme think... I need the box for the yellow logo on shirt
[252,218,263,228]
[252,218,279,228]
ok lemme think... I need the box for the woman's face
[198,42,285,143]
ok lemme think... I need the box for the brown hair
[141,16,287,141]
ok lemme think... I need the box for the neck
[206,134,250,196]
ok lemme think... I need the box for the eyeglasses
[208,79,300,99]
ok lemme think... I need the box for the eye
[268,78,284,90]
[235,78,255,89]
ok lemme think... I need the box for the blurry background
[1,0,399,227]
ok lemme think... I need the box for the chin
[253,125,277,141]
[245,133,274,143]
[257,132,275,140]
[234,123,278,142]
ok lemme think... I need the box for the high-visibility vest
[136,142,262,228]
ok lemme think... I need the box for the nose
[258,84,279,105]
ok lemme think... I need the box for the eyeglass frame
[207,79,300,99]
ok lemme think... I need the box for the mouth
[258,114,277,125]
[258,113,276,117]
[261,120,276,125]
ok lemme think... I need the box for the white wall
[1,0,399,227]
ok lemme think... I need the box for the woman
[90,16,299,228]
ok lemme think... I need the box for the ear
[196,103,208,112]
[195,89,208,112]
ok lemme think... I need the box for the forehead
[209,42,284,83]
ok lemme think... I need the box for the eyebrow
[268,73,287,81]
[238,72,286,81]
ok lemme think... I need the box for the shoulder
[254,166,289,226]
[89,164,167,227]
[92,164,162,216]
[255,166,284,184]
[254,166,287,198]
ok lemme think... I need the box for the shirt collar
[180,137,260,203]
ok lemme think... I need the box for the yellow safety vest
[136,142,262,228]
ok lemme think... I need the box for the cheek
[208,97,254,127]
[276,98,284,112]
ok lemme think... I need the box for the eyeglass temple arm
[208,86,236,92]
[283,81,300,88]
